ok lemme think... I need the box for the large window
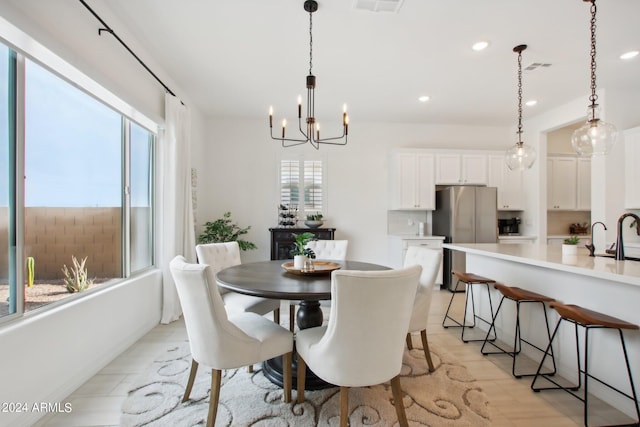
[0,39,156,321]
[279,157,326,217]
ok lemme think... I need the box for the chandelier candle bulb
[282,119,286,138]
[316,123,320,140]
[298,96,302,118]
[269,106,273,127]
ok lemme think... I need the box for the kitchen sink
[596,254,640,262]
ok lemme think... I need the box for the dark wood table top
[216,260,390,301]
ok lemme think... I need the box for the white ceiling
[81,0,640,126]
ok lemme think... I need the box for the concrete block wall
[0,207,122,280]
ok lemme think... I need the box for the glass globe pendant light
[505,44,536,171]
[571,0,617,156]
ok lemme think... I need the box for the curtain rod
[78,0,177,98]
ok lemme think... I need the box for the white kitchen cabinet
[498,237,536,244]
[488,155,524,210]
[390,152,435,210]
[625,127,640,209]
[576,158,591,210]
[435,154,487,185]
[547,157,577,210]
[388,236,444,284]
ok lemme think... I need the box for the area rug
[121,338,491,426]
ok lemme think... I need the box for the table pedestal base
[264,299,334,390]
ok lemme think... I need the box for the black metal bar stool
[481,283,557,378]
[531,302,640,427]
[442,270,496,343]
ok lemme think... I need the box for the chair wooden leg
[420,329,435,372]
[183,359,199,402]
[390,375,409,427]
[247,365,254,373]
[405,333,413,350]
[340,386,349,427]
[289,304,295,332]
[296,355,306,404]
[207,369,221,427]
[282,352,292,403]
[273,307,280,324]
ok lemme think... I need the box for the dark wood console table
[269,227,335,260]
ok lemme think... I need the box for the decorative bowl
[304,220,323,228]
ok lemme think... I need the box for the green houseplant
[562,235,580,256]
[290,232,316,268]
[198,211,257,251]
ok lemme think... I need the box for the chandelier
[268,0,348,149]
[571,0,617,156]
[505,44,536,171]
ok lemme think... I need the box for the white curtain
[160,94,196,324]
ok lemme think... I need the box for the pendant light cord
[516,48,523,143]
[308,10,314,76]
[589,0,598,113]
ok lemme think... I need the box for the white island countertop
[443,243,640,287]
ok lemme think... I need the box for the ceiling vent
[353,0,405,13]
[524,62,552,71]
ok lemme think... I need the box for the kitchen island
[443,243,640,419]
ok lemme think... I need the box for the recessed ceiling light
[620,50,639,60]
[418,95,430,103]
[525,100,538,107]
[472,41,489,51]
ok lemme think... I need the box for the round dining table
[216,259,390,390]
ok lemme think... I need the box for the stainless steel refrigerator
[433,186,498,291]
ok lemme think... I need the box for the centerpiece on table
[290,232,316,269]
[304,213,324,228]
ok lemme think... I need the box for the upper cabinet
[488,155,524,210]
[435,154,487,185]
[547,156,590,211]
[389,152,435,210]
[625,127,640,209]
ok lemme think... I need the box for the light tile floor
[31,288,637,426]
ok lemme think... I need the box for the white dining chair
[169,256,293,427]
[403,246,442,372]
[295,265,421,427]
[287,239,350,331]
[196,242,281,322]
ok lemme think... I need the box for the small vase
[562,244,578,256]
[294,255,308,269]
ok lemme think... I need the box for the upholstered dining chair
[287,239,350,331]
[296,265,421,427]
[196,242,281,322]
[169,256,293,427]
[403,246,442,372]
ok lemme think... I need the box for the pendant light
[571,0,617,156]
[505,44,536,171]
[268,0,348,149]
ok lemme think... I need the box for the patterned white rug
[121,338,491,426]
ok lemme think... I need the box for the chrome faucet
[585,221,607,257]
[615,213,640,261]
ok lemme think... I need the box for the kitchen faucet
[615,213,640,261]
[585,221,607,257]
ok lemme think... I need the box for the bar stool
[531,302,640,427]
[481,283,557,378]
[442,270,497,343]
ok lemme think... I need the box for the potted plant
[290,232,316,269]
[562,235,580,255]
[198,211,257,251]
[304,213,324,229]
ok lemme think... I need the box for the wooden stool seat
[443,271,497,343]
[550,302,640,330]
[481,283,556,378]
[494,284,555,303]
[452,270,496,284]
[532,303,640,426]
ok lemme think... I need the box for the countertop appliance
[498,217,521,235]
[433,186,498,291]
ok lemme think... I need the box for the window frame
[0,20,158,323]
[277,153,328,219]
